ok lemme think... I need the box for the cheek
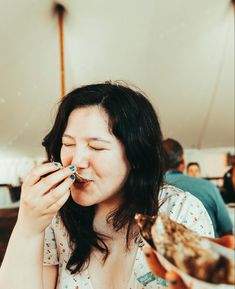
[60,148,73,166]
[101,154,130,179]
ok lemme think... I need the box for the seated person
[186,162,201,178]
[221,165,235,204]
[163,138,233,237]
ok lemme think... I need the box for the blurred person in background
[163,138,233,237]
[186,162,201,178]
[221,157,235,204]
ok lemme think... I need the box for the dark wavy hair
[42,81,164,274]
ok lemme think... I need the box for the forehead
[188,165,199,170]
[64,106,111,135]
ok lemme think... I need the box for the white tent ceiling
[0,0,234,159]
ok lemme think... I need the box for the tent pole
[55,3,66,99]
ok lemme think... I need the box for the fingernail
[69,165,75,171]
[70,174,75,180]
[54,162,61,167]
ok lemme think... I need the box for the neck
[168,168,182,172]
[178,163,185,172]
[93,202,122,239]
[93,201,138,243]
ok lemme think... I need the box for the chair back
[0,208,19,264]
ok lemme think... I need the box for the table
[0,187,20,208]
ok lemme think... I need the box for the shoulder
[44,214,70,266]
[165,171,185,181]
[195,178,221,196]
[46,214,63,231]
[159,184,193,204]
[45,214,69,243]
[159,184,201,211]
[165,172,196,188]
[159,185,214,237]
[174,174,219,195]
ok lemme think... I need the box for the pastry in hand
[136,214,235,285]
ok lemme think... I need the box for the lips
[74,172,92,183]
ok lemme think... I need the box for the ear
[181,156,185,168]
[178,155,185,172]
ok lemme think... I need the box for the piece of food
[74,172,92,183]
[135,214,235,285]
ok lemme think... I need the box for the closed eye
[62,143,75,147]
[89,146,106,151]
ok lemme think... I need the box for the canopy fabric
[0,0,234,158]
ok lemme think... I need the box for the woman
[0,82,214,289]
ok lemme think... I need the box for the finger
[46,188,71,213]
[208,235,235,249]
[43,174,75,208]
[24,162,62,186]
[35,165,76,195]
[165,271,189,289]
[144,246,166,278]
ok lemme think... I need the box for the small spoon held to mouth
[74,172,92,183]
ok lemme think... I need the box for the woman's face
[60,106,130,207]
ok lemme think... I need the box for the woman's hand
[144,235,235,289]
[15,162,76,236]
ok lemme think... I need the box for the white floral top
[44,185,214,289]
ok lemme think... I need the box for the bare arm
[0,227,44,289]
[43,265,58,289]
[0,162,75,289]
[0,227,58,289]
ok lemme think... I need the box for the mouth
[74,172,93,183]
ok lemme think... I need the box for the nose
[72,146,89,169]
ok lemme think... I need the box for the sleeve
[43,216,59,266]
[213,186,233,234]
[159,186,215,238]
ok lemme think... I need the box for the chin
[70,193,95,207]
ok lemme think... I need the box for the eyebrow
[62,134,75,140]
[62,134,111,144]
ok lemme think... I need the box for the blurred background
[0,0,234,195]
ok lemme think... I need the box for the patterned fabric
[43,185,214,289]
[165,170,233,237]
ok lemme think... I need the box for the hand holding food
[136,214,235,288]
[15,162,76,236]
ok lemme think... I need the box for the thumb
[165,271,189,289]
[143,246,166,278]
[208,235,235,249]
